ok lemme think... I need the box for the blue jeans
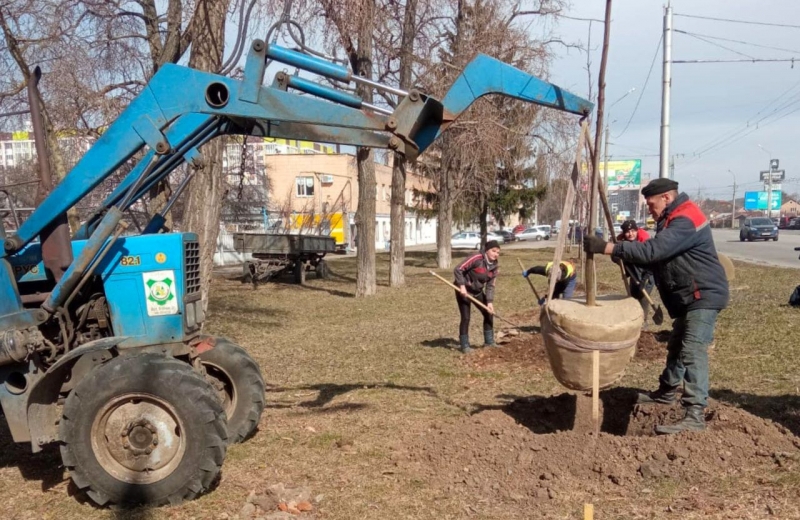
[554,276,577,299]
[659,309,719,408]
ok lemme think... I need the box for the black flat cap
[485,239,500,250]
[641,178,678,197]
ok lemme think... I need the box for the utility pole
[659,3,673,179]
[728,170,736,228]
[603,124,610,237]
[767,160,773,219]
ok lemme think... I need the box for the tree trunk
[182,0,229,311]
[389,154,406,286]
[353,0,377,297]
[355,148,377,296]
[388,0,417,288]
[436,164,455,269]
[479,194,488,249]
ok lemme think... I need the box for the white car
[516,227,549,241]
[451,231,481,249]
[486,231,505,244]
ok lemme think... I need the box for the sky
[546,0,800,201]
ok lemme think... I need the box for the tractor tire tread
[59,354,227,507]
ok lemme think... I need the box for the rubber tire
[316,259,330,279]
[293,261,306,284]
[198,338,266,444]
[739,234,745,242]
[535,235,543,241]
[774,236,779,242]
[59,354,227,507]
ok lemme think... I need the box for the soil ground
[1,250,798,519]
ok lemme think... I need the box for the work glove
[522,270,529,278]
[583,235,608,255]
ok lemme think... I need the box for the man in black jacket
[584,179,729,434]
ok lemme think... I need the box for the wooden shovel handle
[516,257,542,302]
[428,271,524,330]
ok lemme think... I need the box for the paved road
[362,229,800,269]
[712,229,800,269]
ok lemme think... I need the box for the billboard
[743,191,782,211]
[600,160,642,190]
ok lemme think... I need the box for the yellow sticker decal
[155,252,167,264]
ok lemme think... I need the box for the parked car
[790,217,800,230]
[778,216,793,229]
[486,231,505,244]
[516,227,549,241]
[495,230,518,242]
[451,231,482,249]
[739,217,779,242]
[536,224,552,236]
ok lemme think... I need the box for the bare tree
[0,2,86,231]
[387,0,417,288]
[306,0,380,296]
[181,0,231,309]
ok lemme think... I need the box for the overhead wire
[673,13,800,30]
[674,30,800,55]
[614,34,662,139]
[676,30,755,59]
[667,26,800,169]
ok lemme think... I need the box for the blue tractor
[0,40,591,506]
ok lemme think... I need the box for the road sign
[760,170,785,182]
[743,191,782,210]
[770,158,780,171]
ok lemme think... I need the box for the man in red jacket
[617,220,655,323]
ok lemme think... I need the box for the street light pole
[728,169,736,228]
[659,3,673,179]
[758,144,773,218]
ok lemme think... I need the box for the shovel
[629,271,664,326]
[516,258,543,305]
[428,271,525,330]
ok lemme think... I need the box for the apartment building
[263,152,436,250]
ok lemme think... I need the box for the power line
[675,30,800,55]
[673,13,800,30]
[673,58,799,64]
[676,30,755,59]
[614,34,662,138]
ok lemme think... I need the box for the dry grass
[0,248,798,519]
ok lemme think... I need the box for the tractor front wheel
[59,354,227,507]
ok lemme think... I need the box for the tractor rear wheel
[59,354,227,506]
[198,338,265,444]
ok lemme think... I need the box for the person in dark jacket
[453,240,501,354]
[583,178,729,434]
[522,260,577,305]
[617,220,655,323]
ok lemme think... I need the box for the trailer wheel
[198,338,265,444]
[316,259,330,279]
[59,354,227,507]
[293,260,306,284]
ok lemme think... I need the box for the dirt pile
[394,396,800,513]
